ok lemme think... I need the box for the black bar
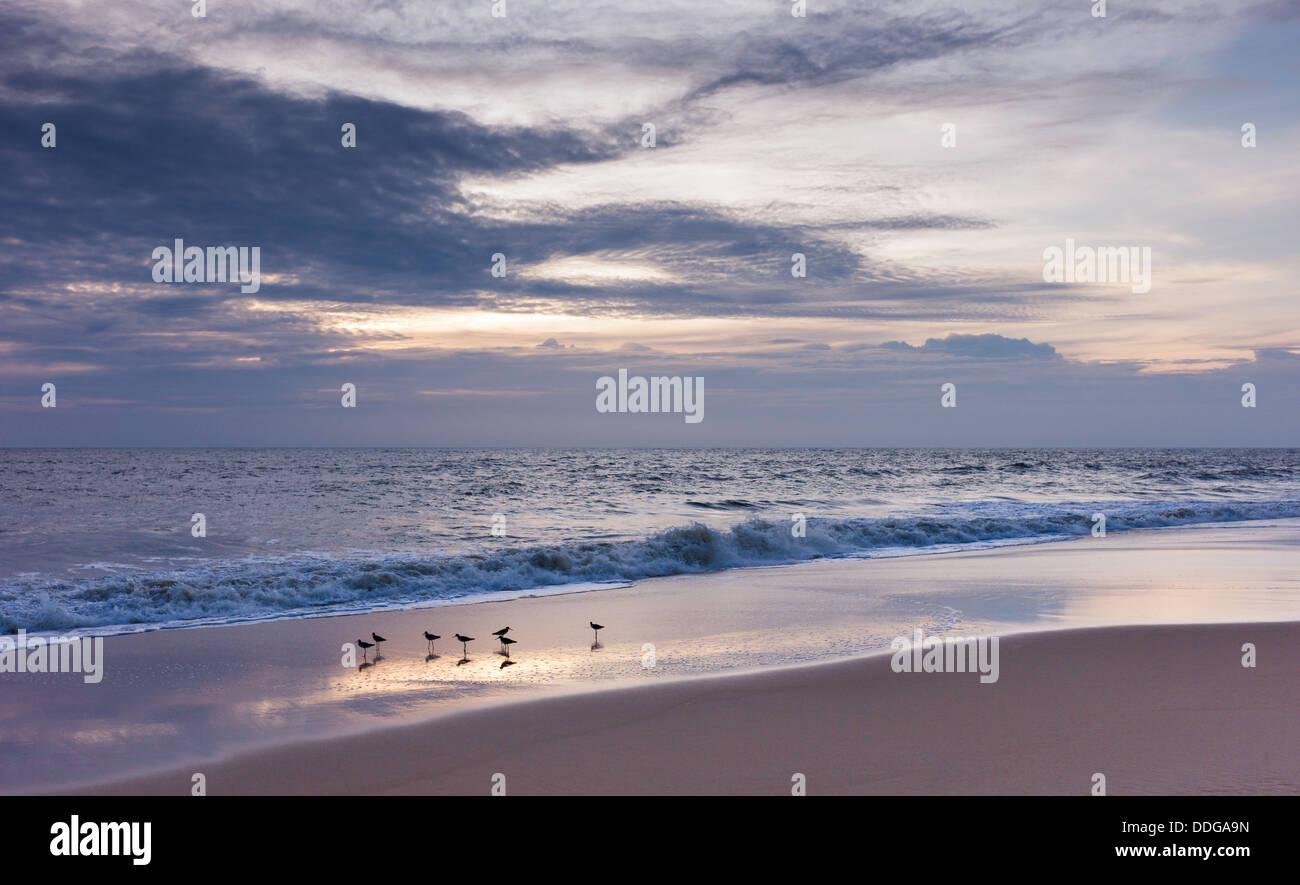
[5,796,1280,870]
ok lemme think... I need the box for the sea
[2,447,1298,635]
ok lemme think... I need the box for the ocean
[3,447,1298,635]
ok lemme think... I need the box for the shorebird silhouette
[590,621,604,647]
[492,626,511,637]
[499,635,517,658]
[356,638,374,662]
[371,632,387,657]
[423,631,440,654]
[455,633,475,660]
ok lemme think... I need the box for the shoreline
[8,515,1299,641]
[5,518,1300,794]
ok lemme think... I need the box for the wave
[4,500,1299,635]
[686,499,761,510]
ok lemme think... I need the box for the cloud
[1254,348,1300,363]
[881,334,1060,360]
[1,1,1297,445]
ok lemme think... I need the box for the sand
[91,620,1299,795]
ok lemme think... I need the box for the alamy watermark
[0,629,104,683]
[50,815,150,865]
[1042,238,1151,294]
[595,369,704,423]
[890,628,999,684]
[152,239,261,294]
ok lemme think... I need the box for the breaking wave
[3,500,1299,635]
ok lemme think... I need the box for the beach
[4,518,1298,795]
[90,620,1300,796]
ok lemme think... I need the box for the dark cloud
[681,9,1038,100]
[0,51,1012,335]
[1254,348,1300,362]
[882,334,1060,360]
[0,6,1025,333]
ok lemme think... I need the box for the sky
[1,0,1297,446]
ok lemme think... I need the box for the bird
[356,638,374,662]
[423,631,440,654]
[590,622,604,645]
[455,633,475,659]
[371,632,387,656]
[499,635,517,658]
[492,626,511,637]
